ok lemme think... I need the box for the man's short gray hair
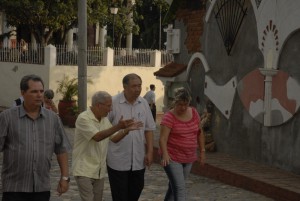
[91,91,111,106]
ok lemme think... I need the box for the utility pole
[110,7,118,48]
[77,0,87,112]
[159,5,162,50]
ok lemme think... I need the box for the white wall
[0,62,50,107]
[50,66,164,112]
[0,62,164,112]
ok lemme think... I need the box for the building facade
[155,0,300,174]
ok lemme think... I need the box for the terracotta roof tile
[154,62,187,77]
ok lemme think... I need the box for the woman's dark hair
[173,87,191,103]
[169,87,192,109]
[44,89,55,99]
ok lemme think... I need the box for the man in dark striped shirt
[0,74,72,201]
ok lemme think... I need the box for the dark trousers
[107,166,145,201]
[2,192,50,201]
[150,104,156,121]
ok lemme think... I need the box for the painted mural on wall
[204,76,237,119]
[237,68,300,126]
[159,0,300,175]
[195,0,300,127]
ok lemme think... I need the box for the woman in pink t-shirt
[159,87,206,201]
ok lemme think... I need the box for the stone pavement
[47,126,273,201]
[0,121,299,200]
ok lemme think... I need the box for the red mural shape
[237,68,299,126]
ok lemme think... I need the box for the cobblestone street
[47,127,273,201]
[0,127,273,201]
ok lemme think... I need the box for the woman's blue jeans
[163,161,193,201]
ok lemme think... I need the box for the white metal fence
[161,50,174,66]
[56,45,105,66]
[114,48,152,66]
[0,43,174,67]
[114,48,174,67]
[0,42,44,64]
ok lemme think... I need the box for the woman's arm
[159,125,171,166]
[198,128,206,166]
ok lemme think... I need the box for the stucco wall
[202,3,265,157]
[49,66,164,111]
[170,1,300,174]
[0,63,50,107]
[0,63,164,112]
[201,1,300,174]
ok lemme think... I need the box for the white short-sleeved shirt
[143,90,155,104]
[72,108,112,179]
[107,92,156,171]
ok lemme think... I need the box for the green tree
[134,0,169,49]
[107,0,142,47]
[0,0,170,48]
[107,0,170,48]
[0,0,109,46]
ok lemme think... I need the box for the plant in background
[56,75,78,101]
[69,104,80,116]
[56,75,92,125]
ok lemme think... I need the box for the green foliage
[134,0,170,49]
[163,0,183,24]
[0,0,171,48]
[87,0,109,27]
[109,0,142,47]
[56,75,79,101]
[0,0,109,45]
[69,104,80,116]
[56,75,93,101]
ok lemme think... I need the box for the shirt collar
[19,104,45,118]
[87,107,101,122]
[120,92,142,105]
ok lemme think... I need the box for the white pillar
[31,33,37,50]
[126,3,133,50]
[95,23,100,45]
[150,50,161,67]
[126,33,132,49]
[259,68,278,126]
[44,44,57,68]
[66,29,74,51]
[99,26,107,47]
[2,13,9,47]
[103,47,114,66]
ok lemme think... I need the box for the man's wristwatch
[61,176,70,182]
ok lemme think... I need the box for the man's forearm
[57,152,69,177]
[92,124,122,142]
